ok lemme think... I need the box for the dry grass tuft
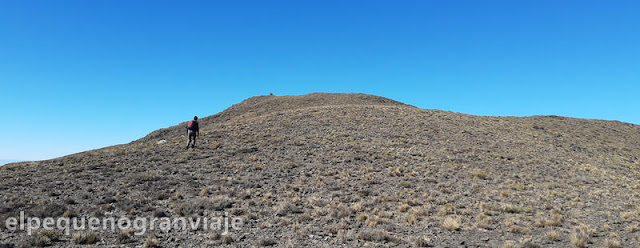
[357,229,400,243]
[501,203,524,213]
[413,236,433,247]
[504,216,518,227]
[501,241,516,248]
[546,230,561,241]
[620,211,634,220]
[546,211,563,227]
[443,216,461,231]
[626,224,640,233]
[604,238,621,248]
[519,237,539,248]
[472,170,489,179]
[72,231,98,245]
[28,231,62,247]
[398,203,410,212]
[570,231,588,248]
[39,230,62,242]
[143,237,159,248]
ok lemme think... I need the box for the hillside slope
[138,93,411,142]
[1,93,639,247]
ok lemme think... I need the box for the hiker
[186,116,200,149]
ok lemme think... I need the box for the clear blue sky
[1,0,638,161]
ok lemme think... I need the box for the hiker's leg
[192,135,196,148]
[187,136,192,148]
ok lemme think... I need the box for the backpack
[187,120,196,130]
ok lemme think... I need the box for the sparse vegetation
[398,203,410,212]
[604,238,621,248]
[571,226,590,248]
[443,216,461,231]
[502,203,524,213]
[26,230,63,247]
[472,170,489,179]
[72,231,98,245]
[30,235,52,247]
[501,241,516,248]
[143,237,159,248]
[546,230,561,241]
[39,230,62,242]
[357,229,400,243]
[413,236,432,247]
[116,229,134,244]
[546,211,563,226]
[1,93,640,247]
[520,238,539,248]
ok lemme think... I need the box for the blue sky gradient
[1,0,638,161]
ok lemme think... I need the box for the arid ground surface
[1,93,639,247]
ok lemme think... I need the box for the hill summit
[1,93,640,247]
[139,93,411,142]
